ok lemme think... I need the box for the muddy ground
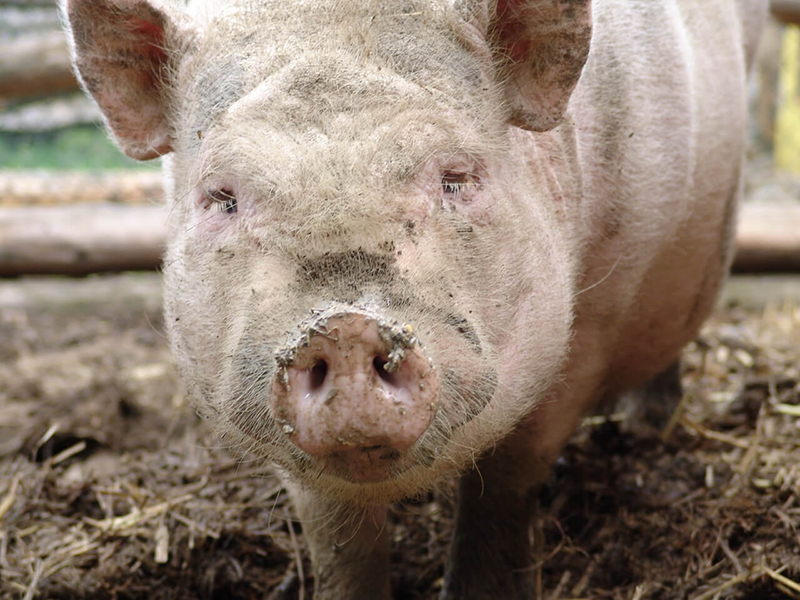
[1,273,800,600]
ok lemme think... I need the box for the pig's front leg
[289,485,391,600]
[441,447,549,600]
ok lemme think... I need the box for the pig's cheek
[188,206,233,237]
[435,182,500,229]
[498,288,572,404]
[187,203,253,250]
[393,239,424,275]
[455,189,499,227]
[398,197,436,236]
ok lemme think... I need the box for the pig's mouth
[318,446,404,483]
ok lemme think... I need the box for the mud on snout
[223,297,499,503]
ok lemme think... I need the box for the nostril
[309,360,328,390]
[373,356,396,385]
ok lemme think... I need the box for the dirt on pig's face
[162,1,576,504]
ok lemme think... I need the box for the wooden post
[772,0,800,25]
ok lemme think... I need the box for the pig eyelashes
[203,188,238,215]
[441,171,480,205]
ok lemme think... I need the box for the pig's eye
[441,171,478,202]
[205,188,238,214]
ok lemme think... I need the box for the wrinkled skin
[62,0,766,597]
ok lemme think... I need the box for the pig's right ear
[488,0,592,132]
[62,0,190,160]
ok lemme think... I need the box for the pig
[61,0,766,597]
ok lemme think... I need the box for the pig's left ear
[62,0,192,160]
[488,0,592,132]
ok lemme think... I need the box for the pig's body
[63,0,765,597]
[529,0,762,469]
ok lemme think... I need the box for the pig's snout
[271,311,440,480]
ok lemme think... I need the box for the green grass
[0,127,158,170]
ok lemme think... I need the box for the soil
[1,274,800,600]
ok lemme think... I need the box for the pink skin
[270,313,440,482]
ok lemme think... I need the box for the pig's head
[62,0,591,504]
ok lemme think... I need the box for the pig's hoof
[616,358,683,433]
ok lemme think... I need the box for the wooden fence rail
[0,32,77,101]
[772,0,800,25]
[0,198,796,275]
[0,170,163,206]
[0,204,167,276]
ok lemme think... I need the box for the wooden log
[0,170,164,206]
[733,203,800,273]
[0,0,55,6]
[0,32,78,100]
[0,272,162,313]
[722,275,800,308]
[0,95,101,132]
[0,201,798,276]
[0,204,167,276]
[772,0,800,25]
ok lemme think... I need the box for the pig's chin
[281,450,453,505]
[323,448,401,483]
[265,388,501,505]
[309,446,429,486]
